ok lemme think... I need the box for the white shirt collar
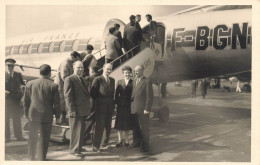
[125,78,130,85]
[8,71,14,77]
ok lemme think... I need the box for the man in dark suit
[5,58,26,142]
[90,63,115,152]
[123,15,142,56]
[146,14,158,42]
[54,51,81,125]
[23,64,60,160]
[64,61,92,156]
[130,65,154,153]
[84,66,99,146]
[135,14,142,31]
[114,23,123,47]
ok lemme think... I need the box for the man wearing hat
[5,58,26,142]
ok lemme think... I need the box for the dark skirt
[114,105,133,130]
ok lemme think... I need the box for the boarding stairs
[98,41,164,83]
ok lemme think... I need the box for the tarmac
[5,81,251,162]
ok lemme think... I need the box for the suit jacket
[115,79,133,106]
[114,30,123,47]
[5,71,24,97]
[148,20,158,37]
[105,34,123,60]
[5,71,25,110]
[64,74,91,117]
[135,22,142,32]
[123,22,142,51]
[85,73,98,112]
[131,77,154,114]
[82,54,97,77]
[90,75,115,113]
[54,58,74,89]
[23,77,60,122]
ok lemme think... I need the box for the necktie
[106,77,110,85]
[10,72,13,78]
[136,79,139,85]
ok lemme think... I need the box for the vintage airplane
[5,5,252,141]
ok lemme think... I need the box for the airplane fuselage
[5,8,251,83]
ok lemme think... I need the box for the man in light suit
[23,64,60,160]
[55,51,81,125]
[90,63,115,152]
[130,65,154,153]
[105,27,123,69]
[64,61,92,157]
[5,58,26,142]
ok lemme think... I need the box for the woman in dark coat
[114,65,133,147]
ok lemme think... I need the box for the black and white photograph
[1,1,260,163]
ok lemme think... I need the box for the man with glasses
[5,58,26,142]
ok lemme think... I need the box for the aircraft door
[101,19,126,49]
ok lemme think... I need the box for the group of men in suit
[5,13,157,160]
[105,14,158,69]
[5,53,154,161]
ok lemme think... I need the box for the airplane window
[10,46,14,55]
[53,42,61,52]
[49,42,54,53]
[5,46,11,55]
[42,43,50,53]
[18,45,23,54]
[13,46,19,54]
[28,44,32,54]
[60,41,66,52]
[64,40,73,52]
[38,43,43,53]
[72,39,79,51]
[22,44,29,54]
[77,39,89,51]
[31,44,39,54]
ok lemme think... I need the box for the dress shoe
[116,141,123,148]
[92,147,101,153]
[102,142,108,147]
[17,137,26,141]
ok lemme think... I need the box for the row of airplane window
[5,39,90,55]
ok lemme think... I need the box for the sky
[6,5,194,39]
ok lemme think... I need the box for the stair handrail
[91,47,106,59]
[98,43,142,72]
